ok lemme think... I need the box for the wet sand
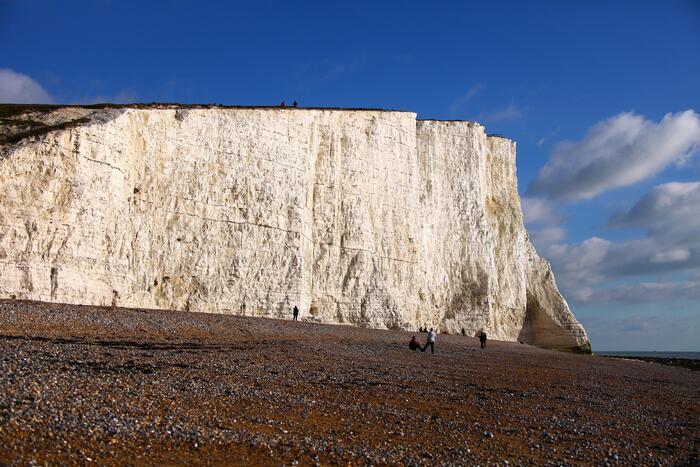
[0,300,697,465]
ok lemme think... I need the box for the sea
[597,351,700,360]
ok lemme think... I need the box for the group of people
[409,328,437,353]
[279,101,298,107]
[410,327,488,353]
[291,305,488,354]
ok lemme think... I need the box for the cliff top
[0,102,486,120]
[0,103,507,146]
[0,103,415,116]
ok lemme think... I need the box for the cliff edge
[0,104,589,352]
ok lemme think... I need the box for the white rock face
[0,106,589,351]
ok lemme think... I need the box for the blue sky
[2,0,699,350]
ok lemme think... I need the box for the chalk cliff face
[0,105,589,352]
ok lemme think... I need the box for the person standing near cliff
[293,305,299,321]
[422,328,436,353]
[479,330,487,349]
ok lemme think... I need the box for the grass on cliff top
[0,105,92,146]
[0,103,413,146]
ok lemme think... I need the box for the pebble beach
[0,300,697,465]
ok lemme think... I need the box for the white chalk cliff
[0,105,589,352]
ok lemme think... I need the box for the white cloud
[650,249,691,264]
[541,181,700,303]
[546,236,611,291]
[448,84,483,116]
[529,110,700,201]
[609,181,700,245]
[589,275,700,303]
[0,69,141,105]
[0,68,54,103]
[522,197,561,226]
[529,227,567,249]
[522,197,566,256]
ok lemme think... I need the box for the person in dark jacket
[479,330,487,349]
[293,305,299,321]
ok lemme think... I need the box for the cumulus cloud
[545,237,611,299]
[549,236,699,301]
[590,275,700,303]
[609,181,700,245]
[529,110,700,201]
[529,226,567,250]
[543,181,700,303]
[0,68,54,103]
[522,197,561,226]
[522,197,567,256]
[650,249,690,264]
[0,68,140,105]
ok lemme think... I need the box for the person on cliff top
[292,101,298,107]
[422,328,437,353]
[479,330,487,349]
[409,336,421,351]
[280,101,286,107]
[293,305,299,321]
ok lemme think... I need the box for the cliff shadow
[518,293,591,354]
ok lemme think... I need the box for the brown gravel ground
[0,300,697,466]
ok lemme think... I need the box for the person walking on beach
[409,336,421,351]
[461,327,466,337]
[422,328,436,353]
[293,305,299,321]
[479,330,487,349]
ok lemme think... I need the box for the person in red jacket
[409,336,421,351]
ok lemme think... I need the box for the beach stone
[0,105,588,351]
